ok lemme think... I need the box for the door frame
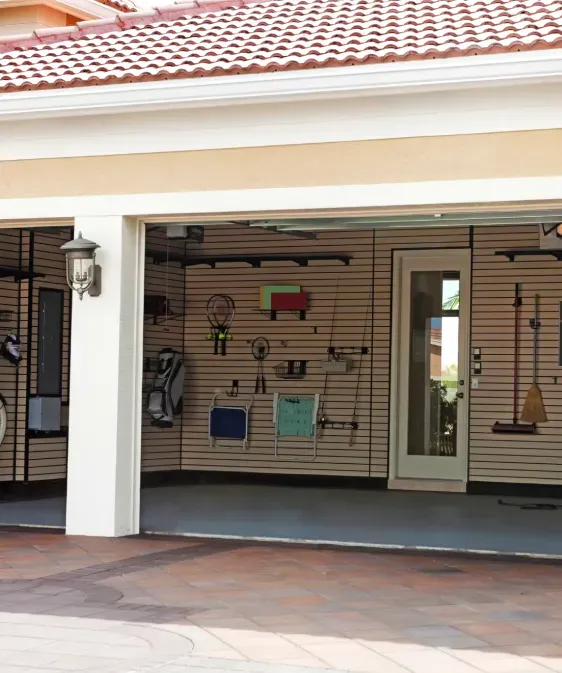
[388,248,471,484]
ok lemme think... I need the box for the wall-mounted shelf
[0,266,45,282]
[145,250,188,266]
[144,313,184,327]
[255,309,307,321]
[146,250,351,268]
[319,419,359,430]
[27,429,68,439]
[495,249,562,262]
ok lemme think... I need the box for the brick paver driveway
[0,530,562,672]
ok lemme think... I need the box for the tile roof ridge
[0,0,256,52]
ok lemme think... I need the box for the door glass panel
[407,271,460,457]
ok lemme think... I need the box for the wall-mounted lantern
[60,232,102,300]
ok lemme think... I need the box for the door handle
[456,392,464,399]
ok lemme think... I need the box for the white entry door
[392,249,470,482]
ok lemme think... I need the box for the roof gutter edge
[2,49,562,121]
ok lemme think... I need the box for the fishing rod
[319,276,340,429]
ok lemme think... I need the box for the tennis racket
[206,295,235,356]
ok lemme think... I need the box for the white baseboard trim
[388,478,467,493]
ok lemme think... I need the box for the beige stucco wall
[36,4,75,26]
[0,5,70,34]
[1,129,562,199]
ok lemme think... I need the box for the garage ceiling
[249,210,562,233]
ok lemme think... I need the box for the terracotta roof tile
[1,0,562,93]
[98,0,138,12]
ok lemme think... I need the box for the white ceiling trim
[2,49,562,122]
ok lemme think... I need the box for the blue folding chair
[209,393,253,451]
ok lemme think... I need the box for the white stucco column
[66,216,144,537]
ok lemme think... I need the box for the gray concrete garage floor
[139,484,562,558]
[0,495,66,528]
[1,484,562,558]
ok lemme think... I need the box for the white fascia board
[2,177,562,221]
[2,49,562,121]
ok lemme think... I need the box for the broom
[520,294,548,424]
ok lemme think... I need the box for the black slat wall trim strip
[384,241,394,481]
[65,251,72,476]
[12,231,23,482]
[369,229,375,477]
[180,245,187,469]
[23,230,34,483]
[467,225,475,483]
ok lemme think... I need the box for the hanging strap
[532,293,539,385]
[512,283,522,425]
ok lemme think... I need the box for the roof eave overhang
[0,0,118,19]
[2,48,562,121]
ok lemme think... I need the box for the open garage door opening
[0,226,72,530]
[138,217,562,558]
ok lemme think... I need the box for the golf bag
[147,349,184,428]
[0,334,22,367]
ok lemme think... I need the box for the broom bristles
[520,384,548,424]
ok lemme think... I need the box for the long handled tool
[319,276,340,429]
[520,294,548,424]
[349,290,371,446]
[492,283,537,434]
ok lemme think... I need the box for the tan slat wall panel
[141,222,562,486]
[371,227,471,477]
[0,231,25,482]
[141,228,186,471]
[0,229,71,483]
[26,230,72,481]
[470,225,562,483]
[179,225,374,476]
